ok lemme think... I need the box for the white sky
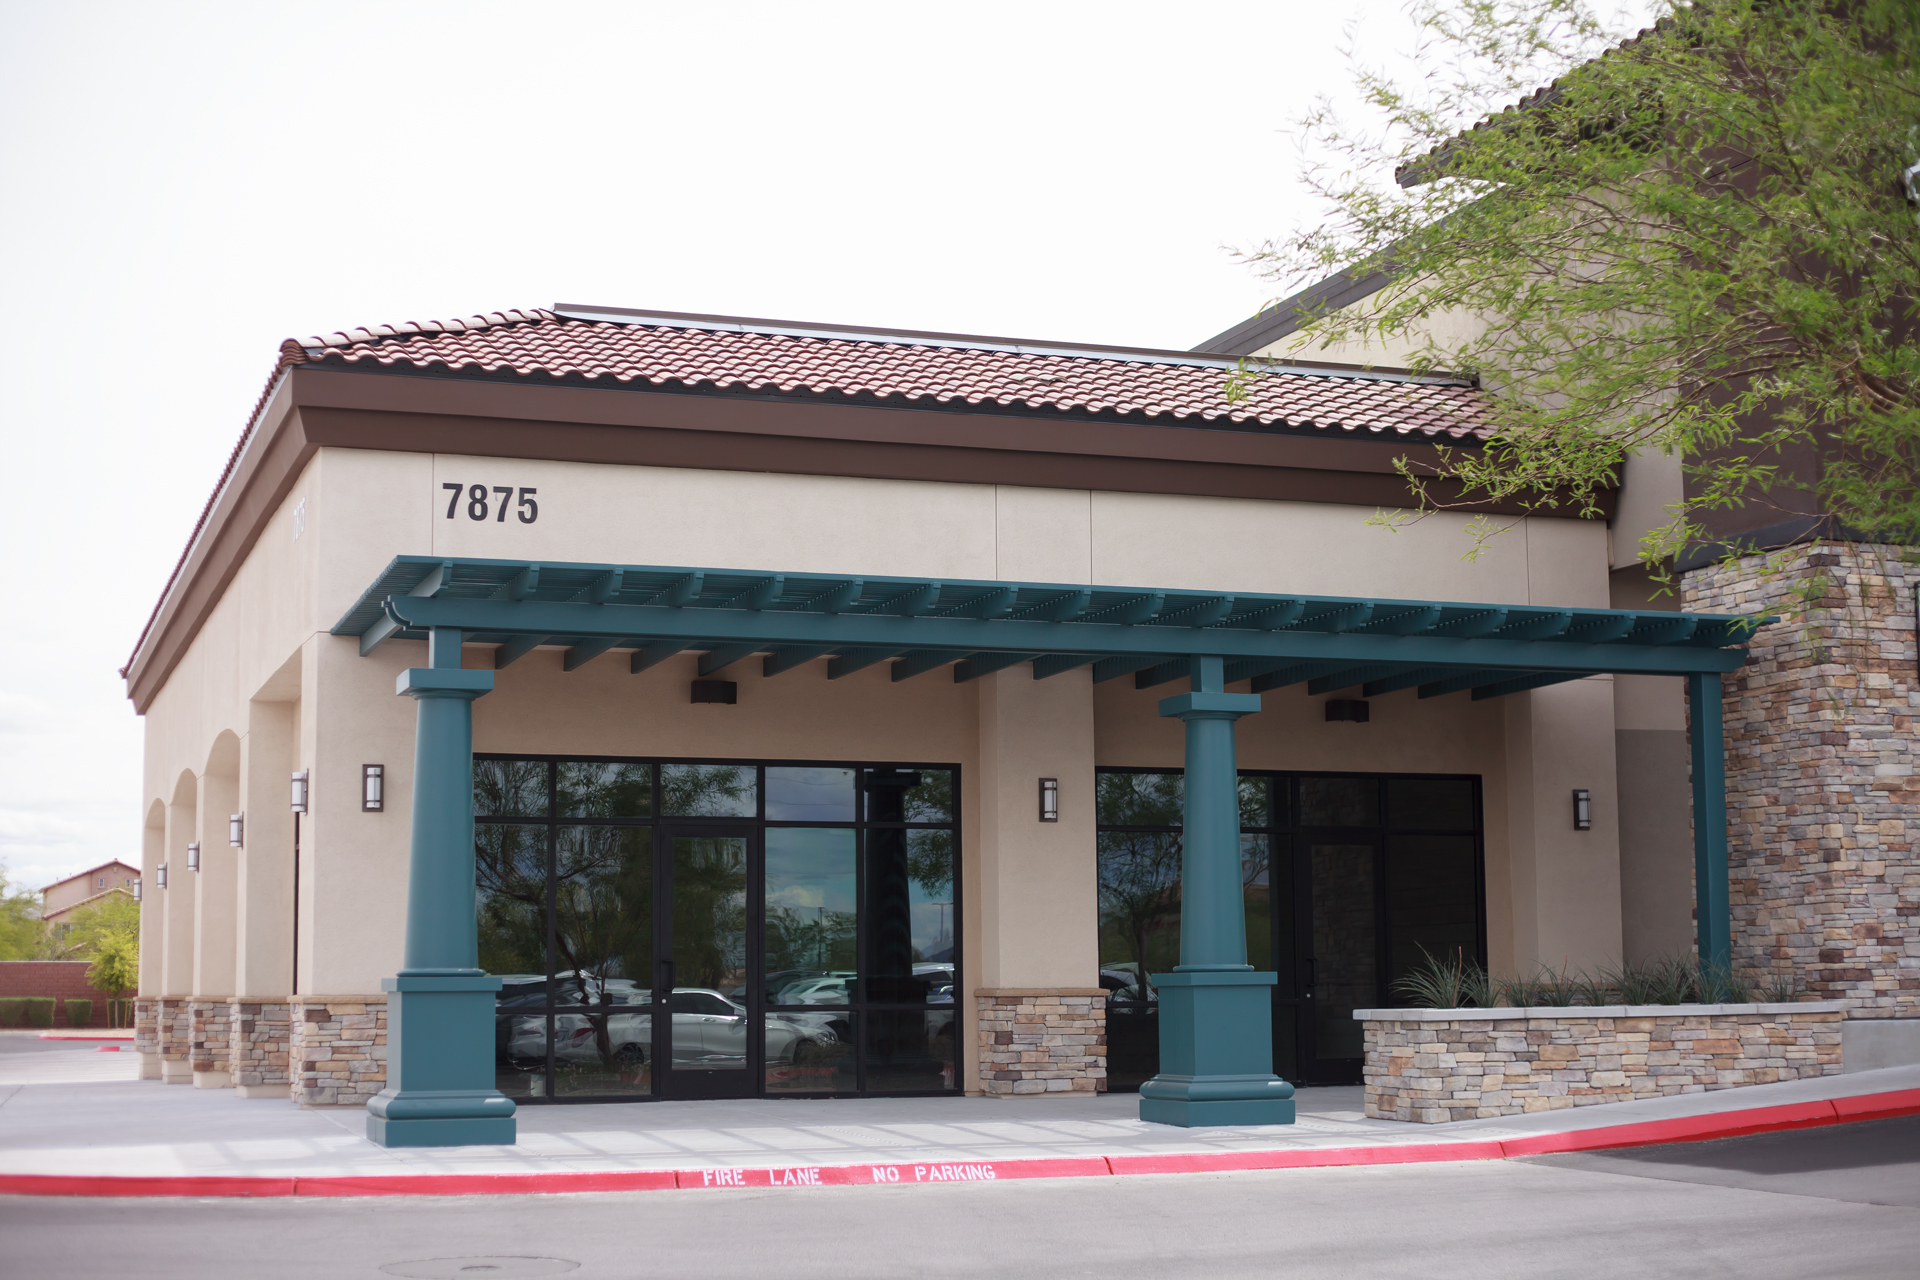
[0,0,1549,895]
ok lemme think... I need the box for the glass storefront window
[558,761,652,818]
[477,755,961,1102]
[661,763,757,817]
[1096,769,1483,1089]
[765,828,856,1003]
[766,768,856,821]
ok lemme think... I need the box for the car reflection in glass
[505,985,839,1070]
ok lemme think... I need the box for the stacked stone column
[157,997,192,1083]
[291,995,388,1107]
[974,989,1106,1094]
[227,999,293,1098]
[188,999,232,1087]
[1683,542,1920,1016]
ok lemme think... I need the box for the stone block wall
[134,997,161,1080]
[228,999,293,1096]
[1361,1003,1845,1123]
[158,996,191,1082]
[974,988,1105,1095]
[290,995,386,1107]
[188,999,232,1085]
[1684,542,1919,1016]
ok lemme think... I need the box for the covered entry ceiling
[333,556,1760,699]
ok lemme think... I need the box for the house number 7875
[443,484,538,523]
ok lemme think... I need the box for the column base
[191,1071,232,1089]
[1139,969,1295,1128]
[138,1054,162,1081]
[366,1114,517,1147]
[160,1059,192,1083]
[1139,1075,1297,1127]
[235,1084,290,1099]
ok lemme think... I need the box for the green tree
[0,864,42,960]
[87,933,139,1005]
[44,892,140,960]
[1249,0,1920,570]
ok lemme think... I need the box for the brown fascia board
[122,364,1611,713]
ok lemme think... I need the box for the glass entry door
[655,827,755,1100]
[1295,838,1382,1082]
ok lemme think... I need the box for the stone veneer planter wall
[1684,543,1919,1016]
[974,989,1106,1095]
[1358,1002,1845,1123]
[290,995,386,1108]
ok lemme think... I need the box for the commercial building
[126,304,1770,1143]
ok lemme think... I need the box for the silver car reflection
[506,987,837,1069]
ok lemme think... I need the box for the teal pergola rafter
[331,556,1763,697]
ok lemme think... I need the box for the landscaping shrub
[64,999,91,1028]
[0,997,24,1026]
[21,997,55,1028]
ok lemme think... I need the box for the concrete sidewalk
[1,1048,1916,1192]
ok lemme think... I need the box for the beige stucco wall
[135,443,1629,1077]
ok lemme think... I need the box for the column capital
[396,668,494,700]
[1158,690,1261,720]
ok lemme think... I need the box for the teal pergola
[335,556,1759,1141]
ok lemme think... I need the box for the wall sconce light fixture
[1039,777,1059,822]
[133,878,143,902]
[157,863,168,890]
[229,813,244,848]
[186,841,200,873]
[1573,788,1593,830]
[290,770,309,814]
[362,764,384,812]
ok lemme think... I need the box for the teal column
[1138,656,1295,1127]
[1688,671,1731,975]
[366,627,517,1148]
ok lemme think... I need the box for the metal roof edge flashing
[551,303,1468,388]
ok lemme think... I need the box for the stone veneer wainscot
[1684,543,1919,1016]
[228,998,293,1098]
[290,995,387,1107]
[974,989,1106,1094]
[1359,1002,1845,1123]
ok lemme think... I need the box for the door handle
[660,959,675,993]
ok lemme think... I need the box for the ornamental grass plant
[1393,951,1806,1010]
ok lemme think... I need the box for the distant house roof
[39,861,140,898]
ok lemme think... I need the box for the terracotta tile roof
[125,306,1498,682]
[293,307,1497,441]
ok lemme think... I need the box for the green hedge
[0,997,24,1027]
[64,999,92,1028]
[21,997,55,1029]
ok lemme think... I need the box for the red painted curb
[0,1088,1912,1199]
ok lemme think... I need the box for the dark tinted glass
[476,824,547,979]
[557,761,652,819]
[766,767,856,821]
[549,1006,653,1099]
[1386,778,1476,831]
[865,1009,955,1092]
[863,828,955,1003]
[551,826,653,1010]
[1386,834,1481,998]
[766,1009,856,1093]
[1300,777,1380,827]
[1239,776,1271,829]
[1097,772,1183,826]
[475,760,549,818]
[661,763,756,817]
[764,827,856,1002]
[1310,842,1376,1059]
[862,768,953,823]
[1242,835,1271,971]
[1097,829,1182,1001]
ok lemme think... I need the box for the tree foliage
[1249,0,1920,568]
[43,892,140,961]
[0,865,40,961]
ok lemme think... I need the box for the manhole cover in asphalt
[379,1258,580,1278]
